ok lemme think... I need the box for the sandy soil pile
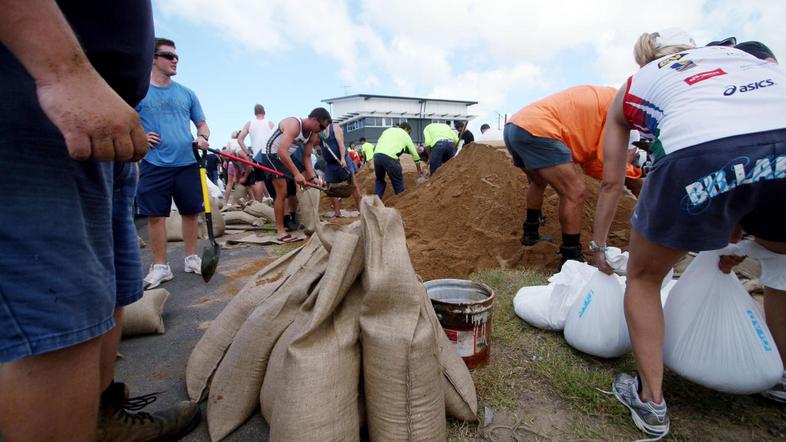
[319,144,635,280]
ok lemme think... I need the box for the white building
[322,94,477,145]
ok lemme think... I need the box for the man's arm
[275,117,307,186]
[302,134,321,186]
[0,0,148,161]
[237,121,251,155]
[194,120,210,149]
[333,123,347,167]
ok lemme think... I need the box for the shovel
[320,140,356,199]
[193,145,220,283]
[199,146,350,198]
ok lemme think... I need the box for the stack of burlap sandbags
[166,197,225,241]
[220,199,274,228]
[186,196,477,441]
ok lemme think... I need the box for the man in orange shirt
[504,85,642,266]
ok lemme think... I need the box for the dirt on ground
[318,144,635,280]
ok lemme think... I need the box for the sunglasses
[155,51,179,61]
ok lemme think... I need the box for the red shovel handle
[199,146,327,191]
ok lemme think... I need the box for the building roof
[322,93,478,106]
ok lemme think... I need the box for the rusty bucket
[425,279,495,369]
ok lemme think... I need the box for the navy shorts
[324,156,353,183]
[633,129,786,251]
[0,138,143,362]
[503,123,573,170]
[136,160,203,216]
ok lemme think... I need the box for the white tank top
[266,118,312,156]
[248,117,276,157]
[623,46,786,160]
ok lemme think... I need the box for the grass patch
[446,269,786,440]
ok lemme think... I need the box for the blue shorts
[503,123,573,170]
[136,160,203,216]
[324,156,353,184]
[0,138,143,362]
[633,129,786,251]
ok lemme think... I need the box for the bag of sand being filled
[563,270,631,358]
[664,248,783,394]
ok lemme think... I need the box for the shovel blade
[200,243,220,283]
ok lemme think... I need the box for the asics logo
[723,79,775,96]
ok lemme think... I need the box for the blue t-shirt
[135,82,206,167]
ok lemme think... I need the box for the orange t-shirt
[508,85,641,179]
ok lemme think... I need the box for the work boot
[521,216,546,246]
[96,382,201,442]
[558,244,585,269]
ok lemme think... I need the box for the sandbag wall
[186,196,478,441]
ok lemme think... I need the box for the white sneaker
[184,254,202,275]
[262,197,273,206]
[143,264,173,289]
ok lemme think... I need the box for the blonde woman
[592,28,786,438]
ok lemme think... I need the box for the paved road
[116,219,272,441]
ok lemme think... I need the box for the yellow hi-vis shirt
[423,123,458,148]
[361,142,375,162]
[373,127,420,162]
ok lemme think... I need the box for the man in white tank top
[238,104,275,201]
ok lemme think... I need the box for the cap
[735,41,777,62]
[706,36,737,47]
[652,28,696,50]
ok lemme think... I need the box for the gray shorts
[503,123,573,170]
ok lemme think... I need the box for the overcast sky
[152,0,785,144]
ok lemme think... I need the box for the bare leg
[148,216,167,265]
[524,169,547,211]
[756,238,786,367]
[625,228,686,403]
[272,178,288,238]
[535,163,586,234]
[181,214,199,257]
[352,174,362,211]
[223,174,235,206]
[332,197,342,217]
[99,308,123,391]
[0,337,102,441]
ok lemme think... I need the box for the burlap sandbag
[221,211,261,226]
[229,183,249,206]
[358,196,446,440]
[296,186,321,232]
[207,249,329,441]
[185,239,319,402]
[165,207,185,242]
[121,288,170,337]
[422,293,478,422]
[244,200,275,222]
[261,223,365,442]
[164,197,224,241]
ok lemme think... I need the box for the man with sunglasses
[135,37,211,289]
[259,107,329,242]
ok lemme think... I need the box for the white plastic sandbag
[664,249,783,394]
[564,270,631,358]
[512,260,596,331]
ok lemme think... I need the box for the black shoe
[558,244,585,269]
[521,216,546,246]
[285,213,300,231]
[95,382,201,442]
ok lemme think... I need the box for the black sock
[525,209,542,223]
[283,214,291,224]
[562,233,580,248]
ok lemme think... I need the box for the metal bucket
[425,279,495,369]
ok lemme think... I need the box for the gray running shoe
[762,371,786,403]
[612,373,670,438]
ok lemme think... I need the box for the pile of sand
[320,144,636,280]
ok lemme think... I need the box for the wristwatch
[589,240,608,253]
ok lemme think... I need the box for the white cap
[652,27,696,49]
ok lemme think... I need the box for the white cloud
[156,0,785,131]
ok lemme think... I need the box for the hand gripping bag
[563,270,631,358]
[664,249,783,394]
